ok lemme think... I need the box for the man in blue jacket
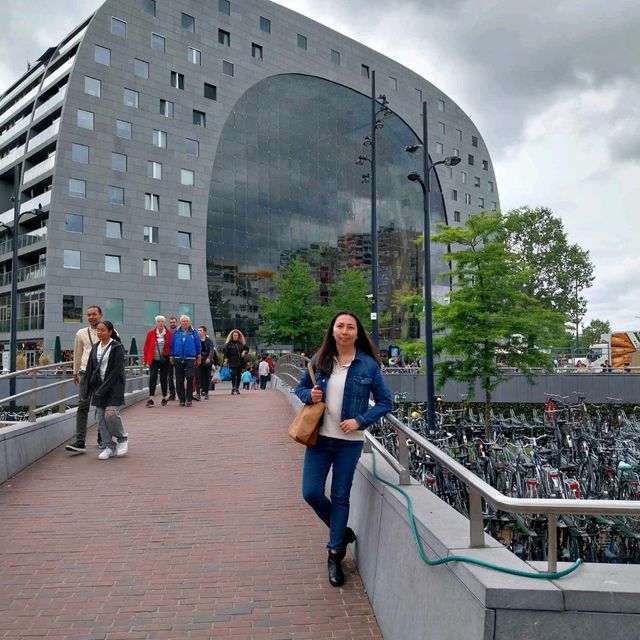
[169,314,201,406]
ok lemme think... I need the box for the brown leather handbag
[288,363,325,445]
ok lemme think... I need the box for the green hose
[370,450,583,579]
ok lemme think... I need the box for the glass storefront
[207,74,448,342]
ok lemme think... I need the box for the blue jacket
[169,326,201,359]
[295,349,392,429]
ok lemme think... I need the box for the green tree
[432,212,565,437]
[502,206,594,325]
[581,318,612,349]
[258,256,325,350]
[327,267,371,332]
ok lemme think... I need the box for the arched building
[0,0,499,360]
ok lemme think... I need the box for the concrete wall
[0,388,147,484]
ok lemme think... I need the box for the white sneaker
[98,448,114,460]
[116,440,129,457]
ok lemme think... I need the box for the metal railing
[0,357,148,424]
[276,354,640,572]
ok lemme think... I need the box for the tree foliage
[432,212,566,436]
[581,318,612,348]
[502,206,594,325]
[326,267,371,332]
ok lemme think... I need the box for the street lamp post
[407,101,461,432]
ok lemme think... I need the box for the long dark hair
[98,320,122,343]
[314,311,380,374]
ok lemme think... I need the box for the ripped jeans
[97,406,127,452]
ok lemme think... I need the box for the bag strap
[307,362,318,386]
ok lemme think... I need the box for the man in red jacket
[142,315,172,407]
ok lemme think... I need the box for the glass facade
[207,74,448,340]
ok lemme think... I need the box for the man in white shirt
[258,356,270,390]
[65,305,102,453]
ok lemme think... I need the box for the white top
[259,360,270,376]
[155,329,166,359]
[96,340,113,381]
[319,358,364,442]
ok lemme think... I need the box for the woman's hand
[310,385,323,404]
[339,419,359,434]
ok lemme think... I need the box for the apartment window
[185,138,199,156]
[151,33,166,52]
[204,83,217,100]
[144,225,159,243]
[178,231,191,248]
[218,29,230,46]
[297,34,307,50]
[181,12,195,31]
[134,58,149,78]
[260,16,271,33]
[111,152,127,172]
[104,254,120,273]
[415,88,423,101]
[179,302,194,319]
[142,0,156,16]
[145,193,160,211]
[63,295,83,322]
[181,169,195,186]
[171,71,184,89]
[451,189,458,201]
[178,263,191,280]
[116,119,132,139]
[437,99,445,112]
[143,258,158,277]
[144,300,160,325]
[460,171,467,184]
[464,193,472,205]
[488,181,494,193]
[453,211,461,223]
[63,249,80,269]
[492,201,498,211]
[389,76,397,91]
[331,49,340,65]
[438,121,445,135]
[106,220,122,238]
[69,178,86,198]
[435,142,443,154]
[160,99,174,118]
[94,45,111,66]
[456,129,463,141]
[193,110,206,127]
[178,200,192,217]
[64,213,83,233]
[71,143,89,164]
[468,154,474,166]
[147,161,162,179]
[105,298,123,324]
[111,17,127,37]
[472,135,478,148]
[361,64,370,79]
[478,197,485,208]
[153,129,167,148]
[222,60,234,76]
[108,186,124,205]
[123,88,139,108]
[219,0,230,15]
[84,76,101,97]
[482,160,489,171]
[473,176,480,188]
[77,109,94,130]
[453,148,460,157]
[252,43,263,60]
[188,47,201,65]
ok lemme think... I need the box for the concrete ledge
[0,389,147,484]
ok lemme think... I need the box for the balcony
[0,143,25,173]
[33,86,66,122]
[0,86,38,130]
[27,119,59,152]
[0,190,52,225]
[40,57,75,92]
[0,228,48,256]
[18,262,46,283]
[0,315,45,332]
[0,115,30,148]
[23,154,56,184]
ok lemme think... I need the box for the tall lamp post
[406,100,461,431]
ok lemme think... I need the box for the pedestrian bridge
[2,376,640,639]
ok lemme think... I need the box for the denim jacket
[295,349,392,429]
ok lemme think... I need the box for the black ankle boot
[327,551,344,587]
[335,527,356,562]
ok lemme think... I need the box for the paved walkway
[0,385,382,640]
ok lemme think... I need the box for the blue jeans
[302,434,364,551]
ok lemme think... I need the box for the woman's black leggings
[230,366,242,391]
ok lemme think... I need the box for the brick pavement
[0,386,383,640]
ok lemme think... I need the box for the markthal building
[0,0,499,362]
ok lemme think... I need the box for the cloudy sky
[2,0,639,331]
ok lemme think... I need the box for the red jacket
[143,328,172,365]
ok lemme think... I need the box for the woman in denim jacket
[295,311,392,587]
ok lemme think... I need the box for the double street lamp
[406,101,461,431]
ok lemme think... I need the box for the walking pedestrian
[142,315,172,407]
[223,329,248,395]
[295,311,392,587]
[65,305,103,453]
[169,315,201,406]
[258,356,270,389]
[166,316,178,400]
[81,321,128,460]
[196,326,216,400]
